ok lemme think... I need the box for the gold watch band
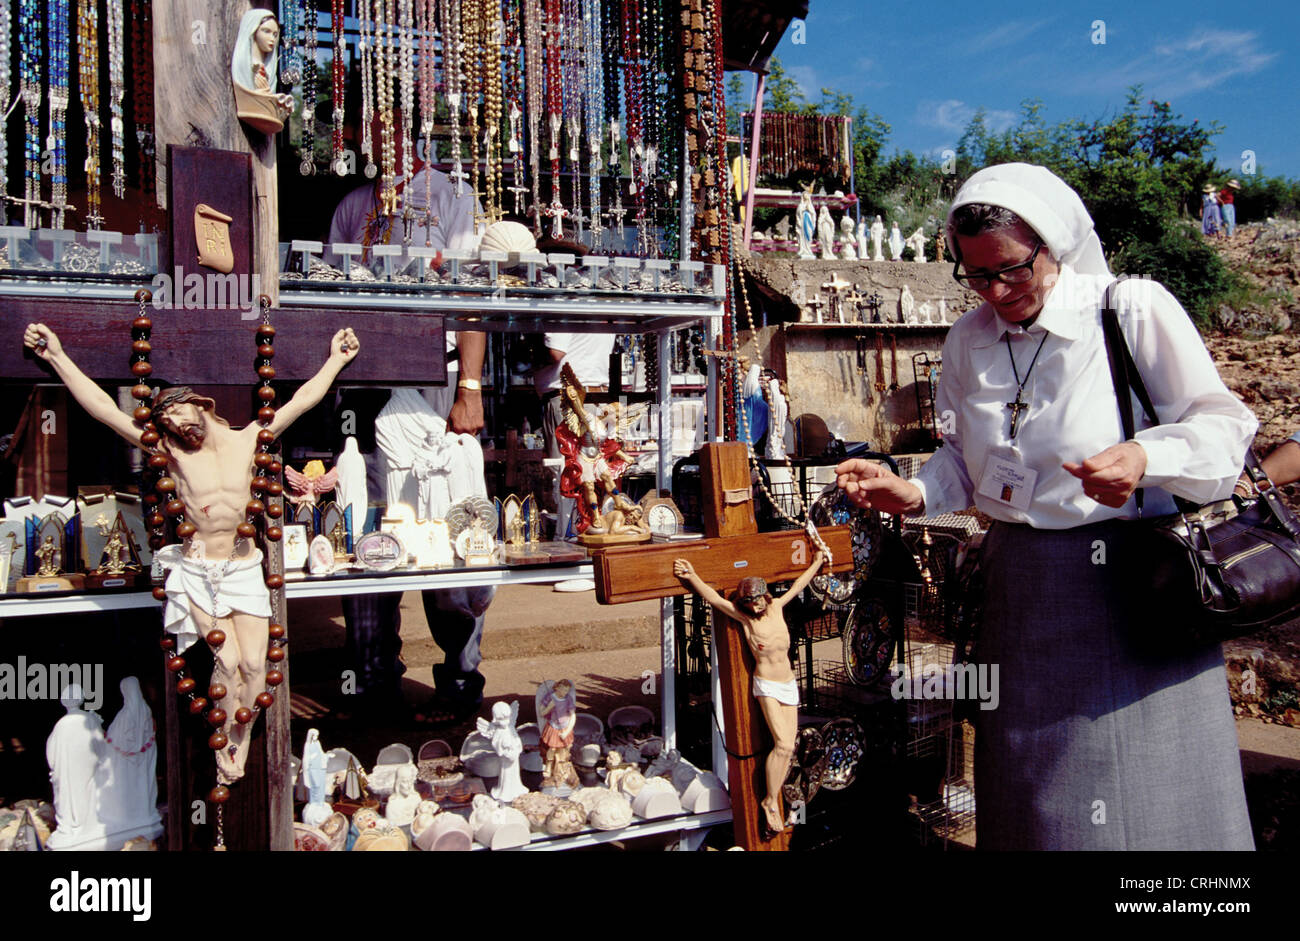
[456,377,482,392]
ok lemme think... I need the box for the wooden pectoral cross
[593,443,852,850]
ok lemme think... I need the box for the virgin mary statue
[231,9,295,133]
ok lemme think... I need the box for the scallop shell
[479,220,538,255]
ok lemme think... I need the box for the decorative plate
[842,597,895,687]
[446,496,499,541]
[807,485,883,605]
[818,718,865,792]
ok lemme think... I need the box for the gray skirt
[973,520,1254,850]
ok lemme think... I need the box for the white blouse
[911,264,1257,528]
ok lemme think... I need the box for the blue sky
[743,0,1299,180]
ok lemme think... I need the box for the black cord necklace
[1003,331,1049,439]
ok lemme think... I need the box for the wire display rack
[898,638,977,847]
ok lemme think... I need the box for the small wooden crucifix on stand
[592,443,852,850]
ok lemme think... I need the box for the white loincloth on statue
[156,545,272,654]
[752,675,800,707]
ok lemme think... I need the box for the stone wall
[738,256,984,453]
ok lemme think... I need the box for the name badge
[977,457,1038,511]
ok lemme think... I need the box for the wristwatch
[456,377,482,392]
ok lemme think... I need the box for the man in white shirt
[329,167,493,724]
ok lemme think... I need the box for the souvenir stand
[0,0,831,852]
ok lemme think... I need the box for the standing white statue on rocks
[907,227,927,262]
[46,684,109,850]
[840,217,858,260]
[918,301,935,324]
[817,206,837,260]
[300,728,332,828]
[871,215,886,261]
[900,285,916,324]
[796,189,816,260]
[937,298,949,324]
[856,219,869,259]
[888,222,905,261]
[99,676,163,847]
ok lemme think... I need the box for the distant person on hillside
[1201,183,1221,237]
[1219,179,1241,237]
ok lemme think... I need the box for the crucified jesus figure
[673,550,825,835]
[23,322,359,783]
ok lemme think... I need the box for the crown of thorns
[150,387,216,424]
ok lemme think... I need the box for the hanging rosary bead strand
[542,0,566,237]
[481,0,503,224]
[20,0,42,227]
[106,0,125,199]
[358,0,377,178]
[77,0,102,228]
[130,0,156,200]
[440,0,466,196]
[280,0,303,85]
[49,0,72,229]
[0,1,10,220]
[331,0,348,176]
[300,1,319,175]
[580,0,603,246]
[376,0,398,212]
[397,0,416,221]
[417,0,436,236]
[522,0,543,232]
[503,0,527,218]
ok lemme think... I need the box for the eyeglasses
[952,242,1043,290]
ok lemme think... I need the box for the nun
[835,163,1257,850]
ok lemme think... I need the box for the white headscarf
[946,163,1111,277]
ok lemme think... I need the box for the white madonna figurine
[231,10,295,133]
[478,701,528,803]
[46,684,109,850]
[840,217,858,260]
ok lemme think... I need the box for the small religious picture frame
[283,523,310,572]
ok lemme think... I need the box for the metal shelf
[507,809,731,852]
[0,561,595,618]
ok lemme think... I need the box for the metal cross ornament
[1006,395,1028,439]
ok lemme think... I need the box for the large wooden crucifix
[593,443,853,850]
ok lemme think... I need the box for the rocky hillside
[1206,220,1300,454]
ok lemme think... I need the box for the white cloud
[917,99,1017,133]
[966,18,1053,54]
[1081,28,1276,98]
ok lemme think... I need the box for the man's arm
[447,330,485,434]
[774,551,826,611]
[22,323,143,447]
[268,328,359,437]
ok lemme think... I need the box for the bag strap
[1099,280,1159,514]
[1102,282,1300,538]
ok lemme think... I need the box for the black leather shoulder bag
[1101,280,1300,646]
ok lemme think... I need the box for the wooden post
[593,442,853,850]
[152,1,279,303]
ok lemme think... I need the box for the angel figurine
[284,460,339,507]
[536,679,580,791]
[477,702,527,803]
